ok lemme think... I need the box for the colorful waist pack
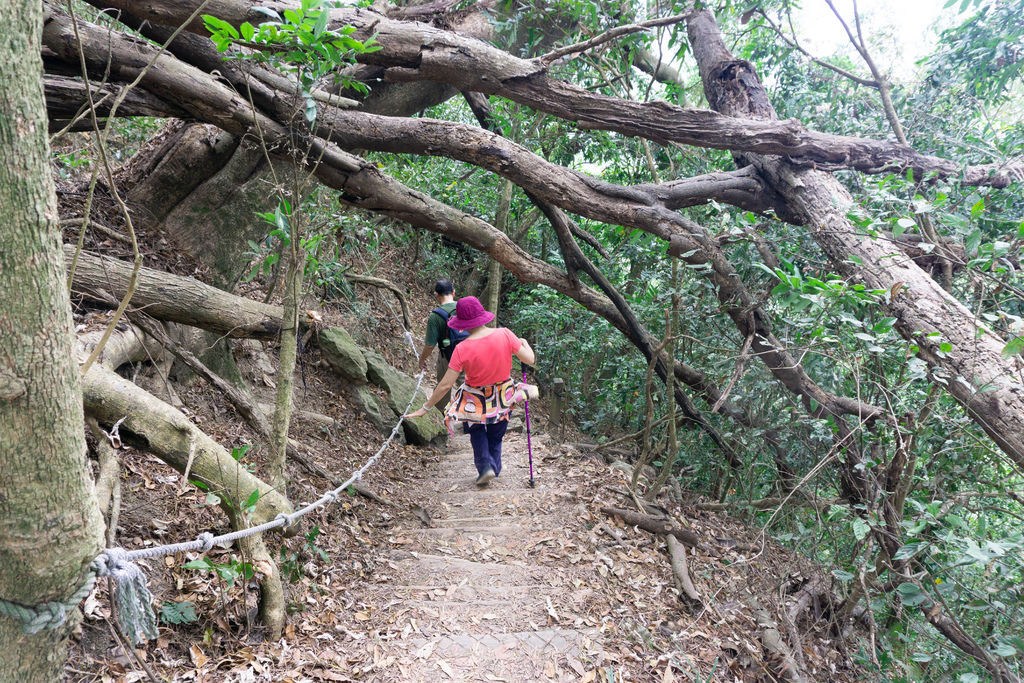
[443,378,531,434]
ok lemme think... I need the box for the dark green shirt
[424,301,457,348]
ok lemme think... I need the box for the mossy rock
[364,350,445,446]
[351,385,404,443]
[319,327,367,382]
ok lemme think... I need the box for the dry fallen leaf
[189,643,209,669]
[436,658,455,678]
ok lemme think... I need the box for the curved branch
[73,0,1023,187]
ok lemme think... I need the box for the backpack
[433,306,470,361]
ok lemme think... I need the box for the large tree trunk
[0,2,104,678]
[66,245,285,339]
[684,9,1024,473]
[121,122,277,289]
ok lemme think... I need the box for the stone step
[426,478,545,494]
[384,552,549,587]
[397,597,553,631]
[389,524,561,540]
[392,628,602,681]
[408,514,560,530]
[390,583,549,597]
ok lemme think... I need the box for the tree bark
[481,179,513,316]
[267,210,304,492]
[66,245,285,339]
[600,506,701,549]
[81,361,293,527]
[0,2,104,677]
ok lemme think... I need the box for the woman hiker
[405,296,537,487]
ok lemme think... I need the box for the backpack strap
[432,306,451,321]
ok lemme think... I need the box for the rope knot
[197,532,215,552]
[323,490,338,503]
[93,548,131,578]
[275,512,293,529]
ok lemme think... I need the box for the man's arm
[417,343,434,371]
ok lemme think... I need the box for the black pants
[464,421,508,477]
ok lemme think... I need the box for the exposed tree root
[747,597,808,683]
[600,506,700,549]
[665,534,701,603]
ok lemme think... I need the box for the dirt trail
[356,428,609,681]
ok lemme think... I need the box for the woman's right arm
[515,337,536,366]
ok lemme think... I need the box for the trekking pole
[523,369,535,487]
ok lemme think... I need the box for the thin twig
[539,12,692,65]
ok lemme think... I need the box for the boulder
[319,327,367,382]
[350,385,404,443]
[363,350,403,396]
[364,350,445,446]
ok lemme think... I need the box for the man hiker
[417,279,467,413]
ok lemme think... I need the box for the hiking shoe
[475,469,496,487]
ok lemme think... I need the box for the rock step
[398,598,553,630]
[385,552,551,587]
[426,477,544,491]
[389,524,561,539]
[395,628,602,676]
[389,584,549,597]
[423,514,559,529]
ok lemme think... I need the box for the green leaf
[184,558,214,571]
[970,198,985,218]
[240,22,255,41]
[160,601,198,625]
[893,541,927,561]
[252,6,282,20]
[852,518,870,541]
[245,488,261,510]
[965,228,982,256]
[1002,336,1024,357]
[897,582,929,606]
[939,342,953,353]
[313,9,329,37]
[202,14,239,40]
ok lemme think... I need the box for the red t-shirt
[448,327,522,387]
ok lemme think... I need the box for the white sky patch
[792,0,953,81]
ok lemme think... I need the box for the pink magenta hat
[447,296,495,330]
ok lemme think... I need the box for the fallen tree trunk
[600,506,700,549]
[81,362,293,527]
[66,245,285,340]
